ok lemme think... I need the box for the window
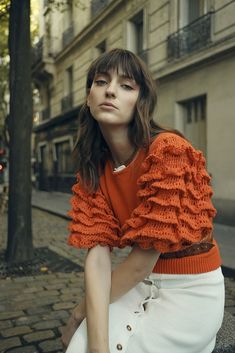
[38,142,50,175]
[168,0,211,60]
[127,11,147,62]
[65,66,73,95]
[61,66,73,112]
[179,0,208,28]
[54,139,74,174]
[62,1,74,48]
[41,83,51,121]
[175,95,207,155]
[64,0,73,27]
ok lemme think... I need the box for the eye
[95,79,107,86]
[121,84,133,90]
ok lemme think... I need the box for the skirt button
[117,343,123,350]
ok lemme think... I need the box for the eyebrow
[95,71,135,82]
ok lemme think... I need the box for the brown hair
[73,48,179,193]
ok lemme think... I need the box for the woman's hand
[61,305,85,350]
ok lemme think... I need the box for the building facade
[32,0,235,224]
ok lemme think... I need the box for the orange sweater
[68,132,221,274]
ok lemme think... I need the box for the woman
[62,48,224,353]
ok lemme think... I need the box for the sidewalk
[32,189,235,273]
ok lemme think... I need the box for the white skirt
[66,268,224,353]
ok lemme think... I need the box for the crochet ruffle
[68,177,121,249]
[120,133,217,253]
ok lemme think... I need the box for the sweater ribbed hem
[152,241,222,274]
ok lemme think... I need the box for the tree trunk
[6,0,33,263]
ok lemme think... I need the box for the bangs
[86,49,144,90]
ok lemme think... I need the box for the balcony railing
[167,13,212,61]
[32,37,43,66]
[61,94,73,113]
[62,23,74,48]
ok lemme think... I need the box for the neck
[99,124,136,167]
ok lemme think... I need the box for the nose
[105,81,116,98]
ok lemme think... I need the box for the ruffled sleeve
[68,176,121,249]
[120,133,217,253]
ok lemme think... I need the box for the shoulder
[149,132,192,155]
[141,131,207,175]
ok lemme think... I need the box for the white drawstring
[139,277,159,313]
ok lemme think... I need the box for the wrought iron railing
[32,37,43,66]
[61,94,73,113]
[62,23,74,48]
[167,13,212,60]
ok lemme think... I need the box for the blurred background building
[32,0,235,224]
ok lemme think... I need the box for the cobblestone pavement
[0,209,234,353]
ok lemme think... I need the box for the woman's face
[87,69,140,128]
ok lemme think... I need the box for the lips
[99,102,117,109]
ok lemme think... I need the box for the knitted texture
[68,177,121,249]
[68,133,217,255]
[119,133,216,253]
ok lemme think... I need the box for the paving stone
[225,299,235,307]
[1,325,32,337]
[57,325,66,335]
[13,293,41,302]
[213,311,235,353]
[38,338,63,352]
[0,311,24,320]
[57,272,80,279]
[14,315,41,326]
[60,293,80,302]
[26,306,51,316]
[23,330,55,343]
[34,274,59,281]
[53,302,76,311]
[35,290,59,298]
[0,337,21,351]
[0,282,28,290]
[0,289,20,299]
[42,310,69,321]
[13,297,60,310]
[60,287,82,295]
[7,346,39,353]
[23,286,44,293]
[226,306,235,315]
[0,320,13,329]
[44,283,67,291]
[13,276,35,283]
[32,319,61,330]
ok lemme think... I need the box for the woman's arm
[73,245,160,317]
[85,245,111,353]
[62,245,160,349]
[110,245,160,302]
